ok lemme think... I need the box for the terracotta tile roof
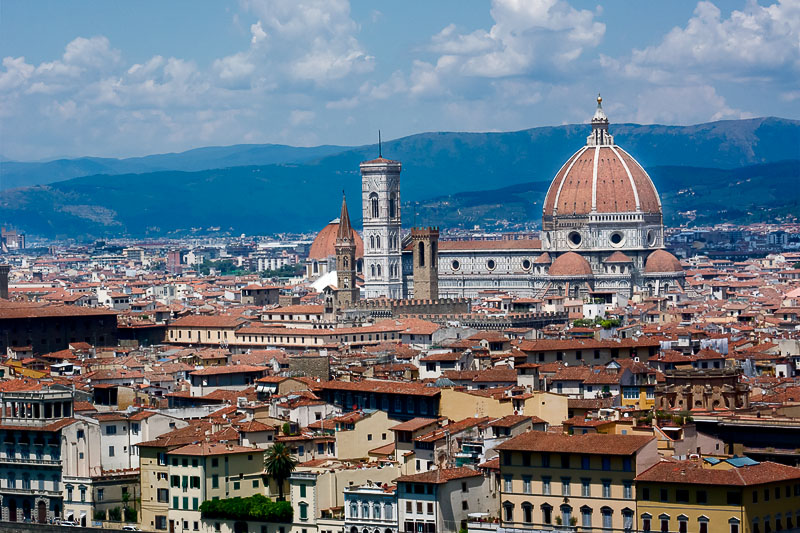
[189,365,266,376]
[169,315,247,328]
[168,442,262,457]
[317,379,440,397]
[636,459,800,486]
[420,352,463,362]
[137,421,213,448]
[389,418,440,432]
[73,401,97,412]
[0,378,42,392]
[0,300,117,319]
[0,418,77,432]
[496,431,654,456]
[369,442,396,456]
[488,415,545,428]
[416,417,492,443]
[517,338,660,352]
[472,367,517,383]
[395,466,482,484]
[478,457,500,470]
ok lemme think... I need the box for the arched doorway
[22,499,31,521]
[8,498,17,522]
[38,500,47,523]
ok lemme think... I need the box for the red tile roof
[496,431,654,456]
[636,460,800,486]
[395,467,482,484]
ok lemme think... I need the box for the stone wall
[287,354,330,380]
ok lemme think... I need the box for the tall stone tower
[361,154,403,299]
[0,264,9,299]
[411,227,439,300]
[335,193,360,309]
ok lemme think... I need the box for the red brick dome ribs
[644,249,682,273]
[549,252,593,277]
[308,220,364,261]
[542,95,661,219]
[543,146,661,217]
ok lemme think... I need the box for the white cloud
[250,21,267,45]
[62,36,121,70]
[408,0,604,96]
[289,109,315,125]
[235,0,374,84]
[615,0,800,82]
[0,56,34,91]
[631,85,754,124]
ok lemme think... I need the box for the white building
[95,411,189,470]
[344,481,398,533]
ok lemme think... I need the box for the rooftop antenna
[378,130,382,158]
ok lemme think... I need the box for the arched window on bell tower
[370,194,379,218]
[418,241,425,267]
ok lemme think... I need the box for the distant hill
[0,144,350,190]
[1,117,798,239]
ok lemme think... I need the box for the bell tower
[361,139,403,299]
[335,193,359,309]
[411,227,439,300]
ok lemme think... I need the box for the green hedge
[200,494,292,523]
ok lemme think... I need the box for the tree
[264,443,298,501]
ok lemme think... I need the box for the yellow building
[636,457,800,533]
[496,431,659,531]
[438,388,568,426]
[332,409,398,461]
[139,429,266,533]
[166,442,265,533]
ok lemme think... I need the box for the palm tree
[264,443,298,501]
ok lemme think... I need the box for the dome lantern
[588,93,613,147]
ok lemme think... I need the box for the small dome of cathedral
[644,249,683,273]
[549,252,593,277]
[604,251,633,263]
[308,219,364,261]
[542,96,661,218]
[534,252,552,264]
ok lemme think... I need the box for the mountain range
[1,117,798,239]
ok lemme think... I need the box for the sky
[1,0,798,161]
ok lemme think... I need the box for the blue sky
[1,0,798,160]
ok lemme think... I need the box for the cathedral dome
[549,252,593,277]
[644,249,683,273]
[543,96,661,218]
[308,219,364,260]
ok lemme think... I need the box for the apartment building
[166,442,265,533]
[96,410,189,470]
[636,457,800,533]
[344,481,398,533]
[395,467,492,533]
[496,432,659,531]
[288,460,400,533]
[0,389,96,525]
